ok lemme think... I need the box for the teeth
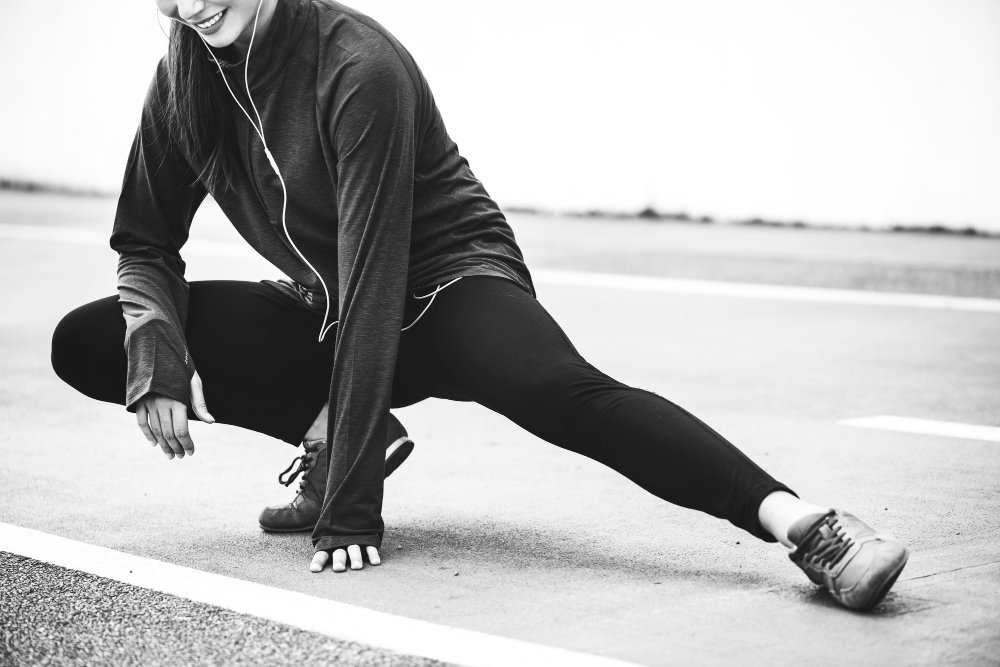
[197,11,224,29]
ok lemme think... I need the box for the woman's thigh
[53,280,336,398]
[407,276,790,540]
[185,280,334,397]
[405,277,623,448]
[52,281,339,443]
[52,279,441,437]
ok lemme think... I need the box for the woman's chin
[200,30,240,50]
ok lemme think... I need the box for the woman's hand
[310,546,381,573]
[135,371,215,460]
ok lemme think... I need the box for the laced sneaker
[788,509,909,611]
[258,414,415,533]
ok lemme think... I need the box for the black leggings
[51,277,792,541]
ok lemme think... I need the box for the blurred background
[1,0,999,232]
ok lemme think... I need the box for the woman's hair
[164,21,238,191]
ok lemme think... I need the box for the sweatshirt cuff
[124,321,193,410]
[313,532,382,553]
[125,384,193,413]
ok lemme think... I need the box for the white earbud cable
[196,0,338,341]
[400,277,463,332]
[189,1,459,338]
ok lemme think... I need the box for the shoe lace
[801,515,855,569]
[278,441,321,489]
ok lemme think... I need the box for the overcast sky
[2,0,998,230]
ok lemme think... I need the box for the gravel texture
[0,552,450,667]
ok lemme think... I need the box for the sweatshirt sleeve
[312,48,416,553]
[111,61,206,411]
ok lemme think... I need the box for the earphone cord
[400,277,464,332]
[194,1,460,337]
[198,0,338,341]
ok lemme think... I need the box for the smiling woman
[157,0,276,47]
[50,0,909,611]
[155,0,283,191]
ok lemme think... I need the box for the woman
[51,0,908,611]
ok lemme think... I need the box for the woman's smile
[193,8,227,32]
[155,0,278,53]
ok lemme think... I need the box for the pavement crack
[901,559,1000,582]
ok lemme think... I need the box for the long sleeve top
[111,0,533,552]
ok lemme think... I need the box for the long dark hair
[164,21,238,191]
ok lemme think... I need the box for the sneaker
[788,509,908,611]
[258,414,415,533]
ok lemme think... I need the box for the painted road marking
[533,269,1000,314]
[0,223,249,257]
[839,416,1000,443]
[0,523,640,667]
[3,222,1000,313]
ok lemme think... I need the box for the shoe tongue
[788,511,831,546]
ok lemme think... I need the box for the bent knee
[51,307,82,384]
[51,296,125,393]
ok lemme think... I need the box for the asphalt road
[0,552,448,667]
[1,192,998,665]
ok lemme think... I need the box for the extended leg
[410,277,908,609]
[411,277,792,541]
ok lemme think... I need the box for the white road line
[839,416,1000,443]
[0,523,640,667]
[0,223,248,257]
[533,269,1000,314]
[4,222,1000,313]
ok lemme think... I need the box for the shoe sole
[856,550,909,611]
[385,437,415,478]
[259,438,416,533]
[259,523,314,533]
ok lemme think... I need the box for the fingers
[310,550,330,573]
[135,404,157,446]
[190,372,215,424]
[137,395,198,461]
[366,546,381,566]
[171,401,195,456]
[331,548,348,573]
[157,405,186,458]
[310,546,380,573]
[347,545,363,570]
[145,408,174,460]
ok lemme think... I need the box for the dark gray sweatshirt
[111,0,533,552]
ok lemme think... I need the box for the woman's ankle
[758,491,829,548]
[303,403,330,442]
